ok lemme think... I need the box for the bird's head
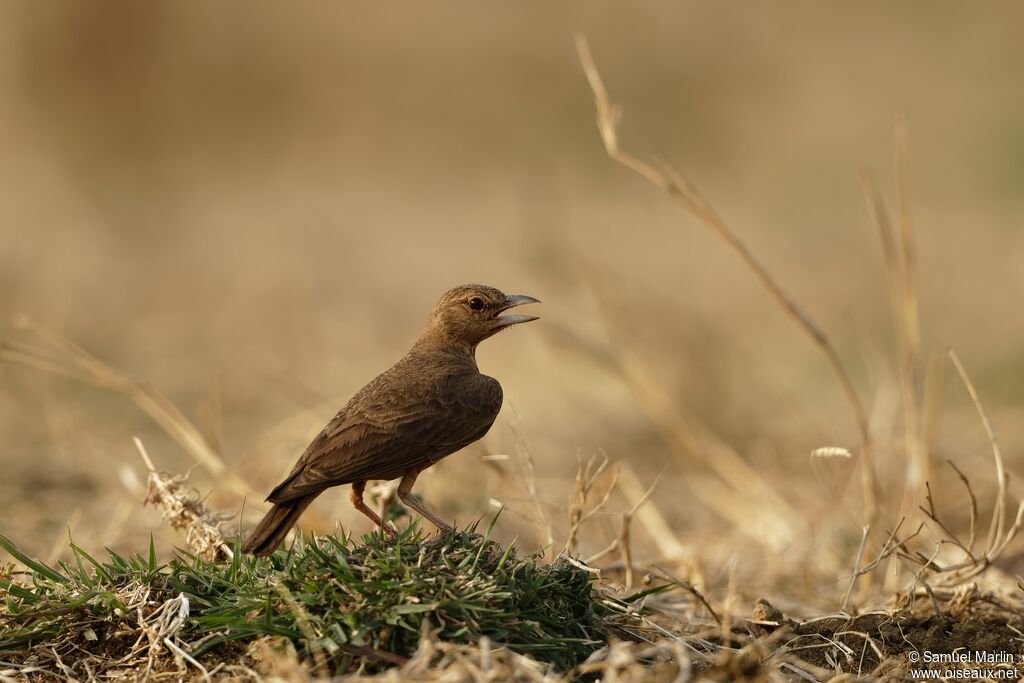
[423,284,540,348]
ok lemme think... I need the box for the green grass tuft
[0,522,661,676]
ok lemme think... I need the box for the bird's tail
[242,494,320,556]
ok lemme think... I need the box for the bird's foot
[380,523,400,540]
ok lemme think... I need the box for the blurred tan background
[2,2,1023,605]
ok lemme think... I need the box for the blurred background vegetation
[2,2,1023,610]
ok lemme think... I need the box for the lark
[242,284,539,556]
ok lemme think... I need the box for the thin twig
[1,318,255,499]
[575,34,875,525]
[840,525,870,613]
[862,172,927,521]
[895,116,921,360]
[564,452,618,555]
[653,565,721,625]
[947,348,1006,557]
[947,460,978,554]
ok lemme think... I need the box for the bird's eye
[468,297,484,311]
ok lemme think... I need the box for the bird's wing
[267,372,502,503]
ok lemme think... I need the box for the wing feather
[268,371,501,503]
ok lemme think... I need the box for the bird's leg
[397,468,454,534]
[351,481,398,538]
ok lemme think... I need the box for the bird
[242,284,539,556]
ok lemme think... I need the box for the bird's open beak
[494,294,540,328]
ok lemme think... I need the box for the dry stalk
[921,351,945,461]
[564,452,618,556]
[1,317,256,499]
[582,468,661,589]
[919,480,975,564]
[862,168,927,526]
[833,267,1024,597]
[840,519,908,612]
[616,463,689,563]
[573,267,802,550]
[882,349,1024,586]
[651,565,721,626]
[885,452,1022,591]
[547,289,802,554]
[617,473,662,589]
[947,348,1008,557]
[840,525,871,614]
[574,35,876,527]
[895,116,921,360]
[135,437,234,563]
[719,558,738,647]
[947,460,979,553]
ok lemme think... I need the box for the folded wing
[267,372,502,503]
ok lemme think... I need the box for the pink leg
[397,468,453,533]
[351,481,398,538]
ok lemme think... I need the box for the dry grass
[3,326,1023,680]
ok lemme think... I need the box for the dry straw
[135,437,234,563]
[574,34,877,529]
[1,316,257,500]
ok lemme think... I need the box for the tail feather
[242,494,320,556]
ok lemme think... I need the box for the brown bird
[242,284,539,556]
